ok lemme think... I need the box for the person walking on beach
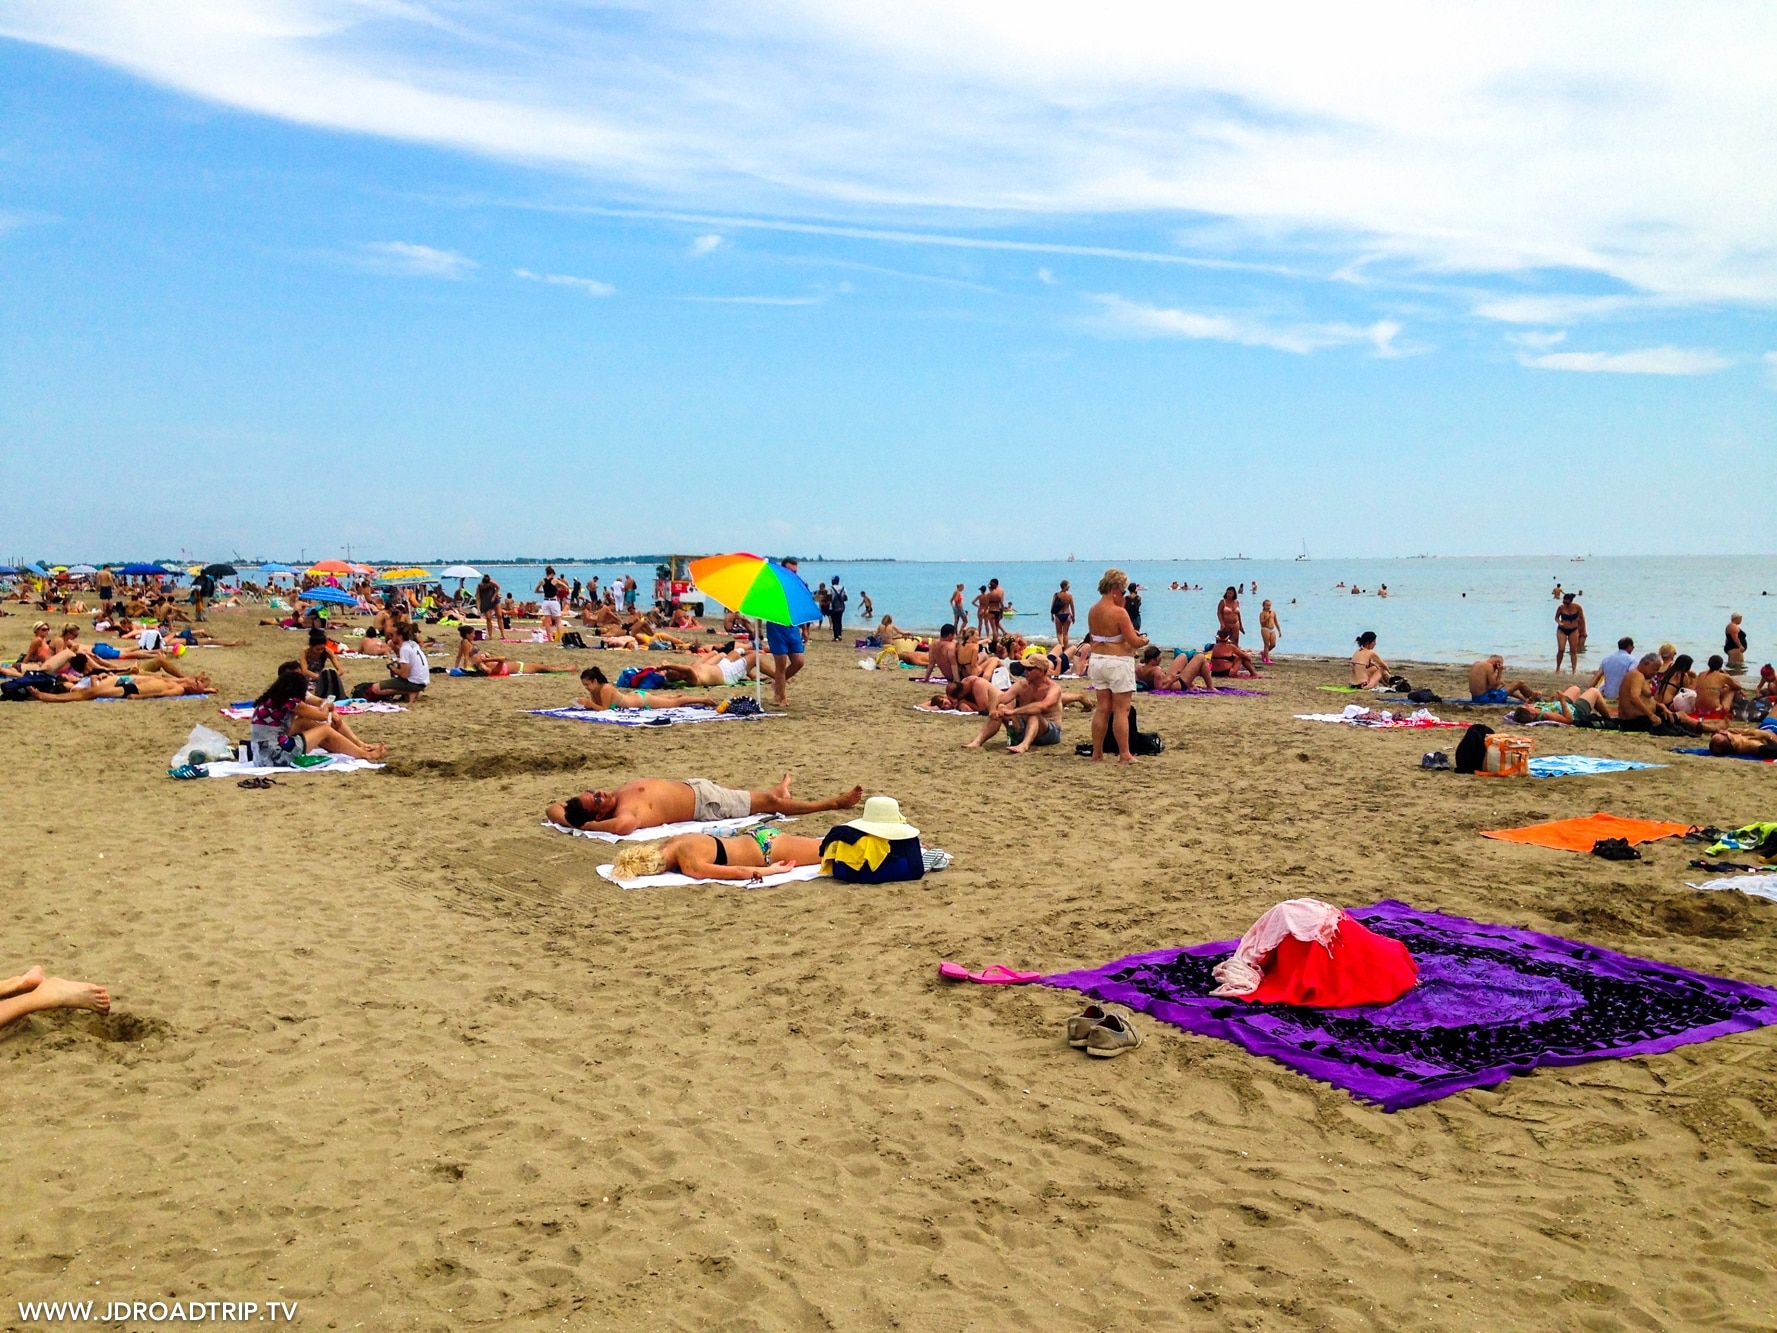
[950,584,966,632]
[1217,587,1244,645]
[475,574,502,641]
[95,565,115,615]
[1125,583,1144,632]
[1259,600,1280,664]
[1051,580,1076,655]
[767,557,806,707]
[859,590,873,619]
[1555,593,1586,672]
[1086,569,1146,763]
[827,577,848,642]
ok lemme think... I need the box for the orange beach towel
[1480,812,1692,853]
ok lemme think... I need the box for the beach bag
[1388,674,1412,693]
[1407,688,1440,704]
[1,671,58,701]
[1074,705,1165,756]
[313,667,345,701]
[560,631,587,649]
[819,827,925,883]
[723,696,763,717]
[1453,724,1493,774]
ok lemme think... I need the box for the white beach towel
[595,862,827,890]
[1685,875,1777,904]
[529,706,780,726]
[219,700,406,720]
[542,814,793,844]
[197,756,383,778]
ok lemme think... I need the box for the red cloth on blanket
[1246,916,1419,1008]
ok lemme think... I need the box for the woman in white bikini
[1085,569,1146,762]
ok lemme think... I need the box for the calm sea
[441,557,1777,671]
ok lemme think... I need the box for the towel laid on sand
[1685,875,1777,904]
[1527,755,1664,779]
[1296,707,1466,729]
[1480,812,1691,852]
[543,814,791,844]
[219,700,406,720]
[1040,900,1777,1111]
[1672,747,1777,764]
[1144,687,1267,697]
[197,756,383,778]
[596,862,826,890]
[529,706,777,726]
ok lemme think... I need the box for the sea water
[441,556,1777,671]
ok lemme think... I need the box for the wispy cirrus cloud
[1475,294,1660,324]
[359,241,476,279]
[1092,295,1404,357]
[1519,345,1731,375]
[513,268,614,296]
[688,234,724,258]
[4,1,1774,306]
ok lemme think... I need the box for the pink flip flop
[937,961,1040,985]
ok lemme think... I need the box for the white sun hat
[841,796,919,841]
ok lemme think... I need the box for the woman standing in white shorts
[1085,569,1146,763]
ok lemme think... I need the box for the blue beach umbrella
[299,586,358,606]
[120,562,168,576]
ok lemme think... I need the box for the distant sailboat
[1296,540,1310,562]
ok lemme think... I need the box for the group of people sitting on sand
[569,643,761,710]
[1458,637,1776,755]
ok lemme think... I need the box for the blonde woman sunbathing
[611,829,826,882]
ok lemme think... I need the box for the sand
[4,612,1775,1330]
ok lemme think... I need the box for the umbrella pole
[756,617,764,708]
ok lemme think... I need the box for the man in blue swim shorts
[765,557,807,707]
[1467,655,1538,705]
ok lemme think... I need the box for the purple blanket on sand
[1143,686,1266,697]
[1041,900,1777,1111]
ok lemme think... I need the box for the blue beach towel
[1527,755,1663,779]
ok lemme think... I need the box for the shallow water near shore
[476,555,1777,669]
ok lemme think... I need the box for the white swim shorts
[719,654,748,685]
[1088,653,1138,695]
[540,599,562,618]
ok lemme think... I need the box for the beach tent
[688,553,820,707]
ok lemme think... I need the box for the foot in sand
[760,774,863,814]
[0,970,111,1029]
[1,965,46,998]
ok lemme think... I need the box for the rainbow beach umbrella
[688,553,818,706]
[688,553,818,626]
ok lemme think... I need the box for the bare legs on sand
[0,965,110,1029]
[749,774,864,817]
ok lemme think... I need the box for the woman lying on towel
[611,829,826,882]
[575,666,714,711]
[1506,684,1612,726]
[451,627,575,676]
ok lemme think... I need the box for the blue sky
[1,2,1773,563]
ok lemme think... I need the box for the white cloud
[1520,346,1731,375]
[1475,294,1654,324]
[3,2,1775,303]
[1036,267,1056,285]
[1092,294,1402,357]
[1506,329,1567,350]
[676,294,827,306]
[1763,351,1777,381]
[689,234,723,257]
[360,241,476,278]
[513,268,614,296]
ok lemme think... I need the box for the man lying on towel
[546,774,864,835]
[649,644,760,688]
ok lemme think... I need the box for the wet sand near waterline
[3,610,1774,1331]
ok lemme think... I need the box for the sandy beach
[4,611,1774,1331]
